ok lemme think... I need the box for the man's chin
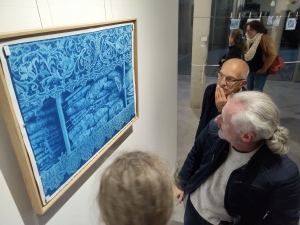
[218,131,239,144]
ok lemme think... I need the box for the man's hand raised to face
[215,86,233,112]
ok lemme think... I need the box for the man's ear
[241,132,255,142]
[237,80,247,90]
[241,80,247,87]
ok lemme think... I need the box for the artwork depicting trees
[1,23,136,203]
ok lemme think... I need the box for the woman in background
[219,28,244,68]
[244,20,277,91]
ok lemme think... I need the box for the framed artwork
[286,18,297,30]
[273,16,281,26]
[230,19,241,30]
[0,18,138,214]
[267,16,273,26]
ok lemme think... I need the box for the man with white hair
[175,91,300,225]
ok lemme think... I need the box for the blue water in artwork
[5,24,135,198]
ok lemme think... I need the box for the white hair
[230,91,289,155]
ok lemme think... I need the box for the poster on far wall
[286,18,297,30]
[230,19,241,30]
[267,16,273,25]
[273,16,281,26]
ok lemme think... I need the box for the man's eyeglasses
[217,72,245,84]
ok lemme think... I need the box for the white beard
[218,130,241,144]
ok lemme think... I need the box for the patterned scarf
[244,33,263,61]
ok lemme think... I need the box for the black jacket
[194,83,246,139]
[219,45,243,68]
[179,120,300,225]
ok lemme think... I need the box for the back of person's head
[230,28,244,50]
[229,91,289,155]
[98,151,174,225]
[244,20,267,34]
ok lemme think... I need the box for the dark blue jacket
[179,120,300,225]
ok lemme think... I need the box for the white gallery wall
[0,0,178,224]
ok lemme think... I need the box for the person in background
[219,29,245,68]
[98,151,174,225]
[175,91,300,225]
[244,20,277,91]
[195,58,248,139]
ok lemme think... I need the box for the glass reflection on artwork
[4,24,135,199]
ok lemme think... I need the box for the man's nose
[219,77,227,86]
[214,115,220,123]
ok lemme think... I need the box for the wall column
[190,0,212,109]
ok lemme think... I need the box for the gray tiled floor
[170,75,300,225]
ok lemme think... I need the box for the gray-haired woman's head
[98,151,174,225]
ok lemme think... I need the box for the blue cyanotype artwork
[230,19,240,30]
[3,24,136,201]
[286,18,297,30]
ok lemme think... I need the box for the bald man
[195,58,249,139]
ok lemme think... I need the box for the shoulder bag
[268,56,284,74]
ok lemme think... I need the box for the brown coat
[260,34,277,73]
